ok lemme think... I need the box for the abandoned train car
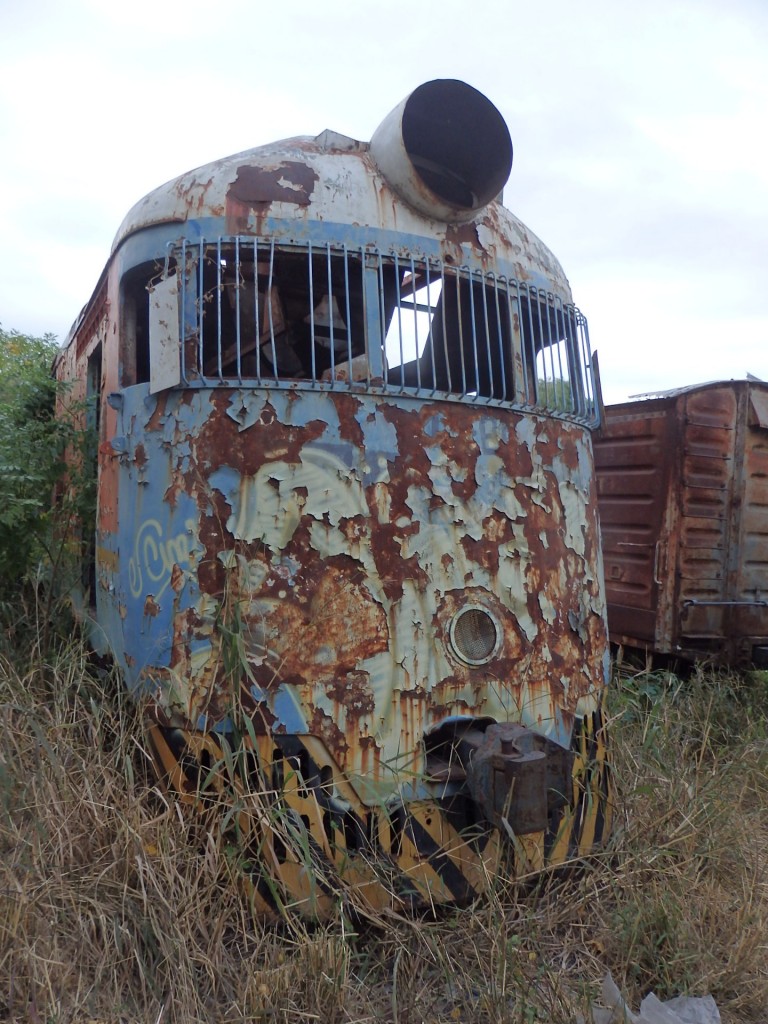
[55,79,611,916]
[594,379,768,666]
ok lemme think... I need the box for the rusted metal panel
[677,387,737,641]
[593,402,677,645]
[107,385,607,794]
[148,275,181,393]
[595,380,768,663]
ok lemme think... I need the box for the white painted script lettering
[128,518,197,599]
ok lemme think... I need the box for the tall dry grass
[1,642,766,1023]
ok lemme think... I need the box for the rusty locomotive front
[55,80,611,916]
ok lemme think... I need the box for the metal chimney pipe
[369,79,513,223]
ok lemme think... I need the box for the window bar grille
[170,236,597,426]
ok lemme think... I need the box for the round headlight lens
[449,606,500,665]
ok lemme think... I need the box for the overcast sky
[1,0,766,403]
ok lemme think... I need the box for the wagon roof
[622,377,768,405]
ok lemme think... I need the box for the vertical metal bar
[425,260,439,395]
[502,279,518,403]
[265,239,278,379]
[308,241,317,381]
[570,307,583,418]
[411,257,422,391]
[234,236,242,383]
[325,242,334,380]
[566,306,582,417]
[439,264,452,394]
[179,240,187,384]
[542,297,556,409]
[391,254,404,390]
[529,290,542,406]
[537,294,551,407]
[551,298,567,411]
[488,274,506,401]
[564,303,576,414]
[454,270,468,396]
[466,269,481,399]
[364,250,385,380]
[480,272,495,399]
[254,238,262,380]
[580,312,595,420]
[342,244,354,375]
[197,238,206,383]
[215,239,223,378]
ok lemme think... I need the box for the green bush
[0,326,94,649]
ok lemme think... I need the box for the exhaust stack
[370,79,513,223]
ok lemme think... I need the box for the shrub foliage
[0,326,94,647]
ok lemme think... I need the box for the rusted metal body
[55,80,611,916]
[594,380,768,665]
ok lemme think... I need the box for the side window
[520,296,589,416]
[181,244,370,382]
[120,262,158,386]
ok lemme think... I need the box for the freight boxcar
[594,379,768,665]
[55,79,612,917]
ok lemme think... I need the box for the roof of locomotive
[111,81,574,304]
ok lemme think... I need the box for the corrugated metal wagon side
[595,380,768,665]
